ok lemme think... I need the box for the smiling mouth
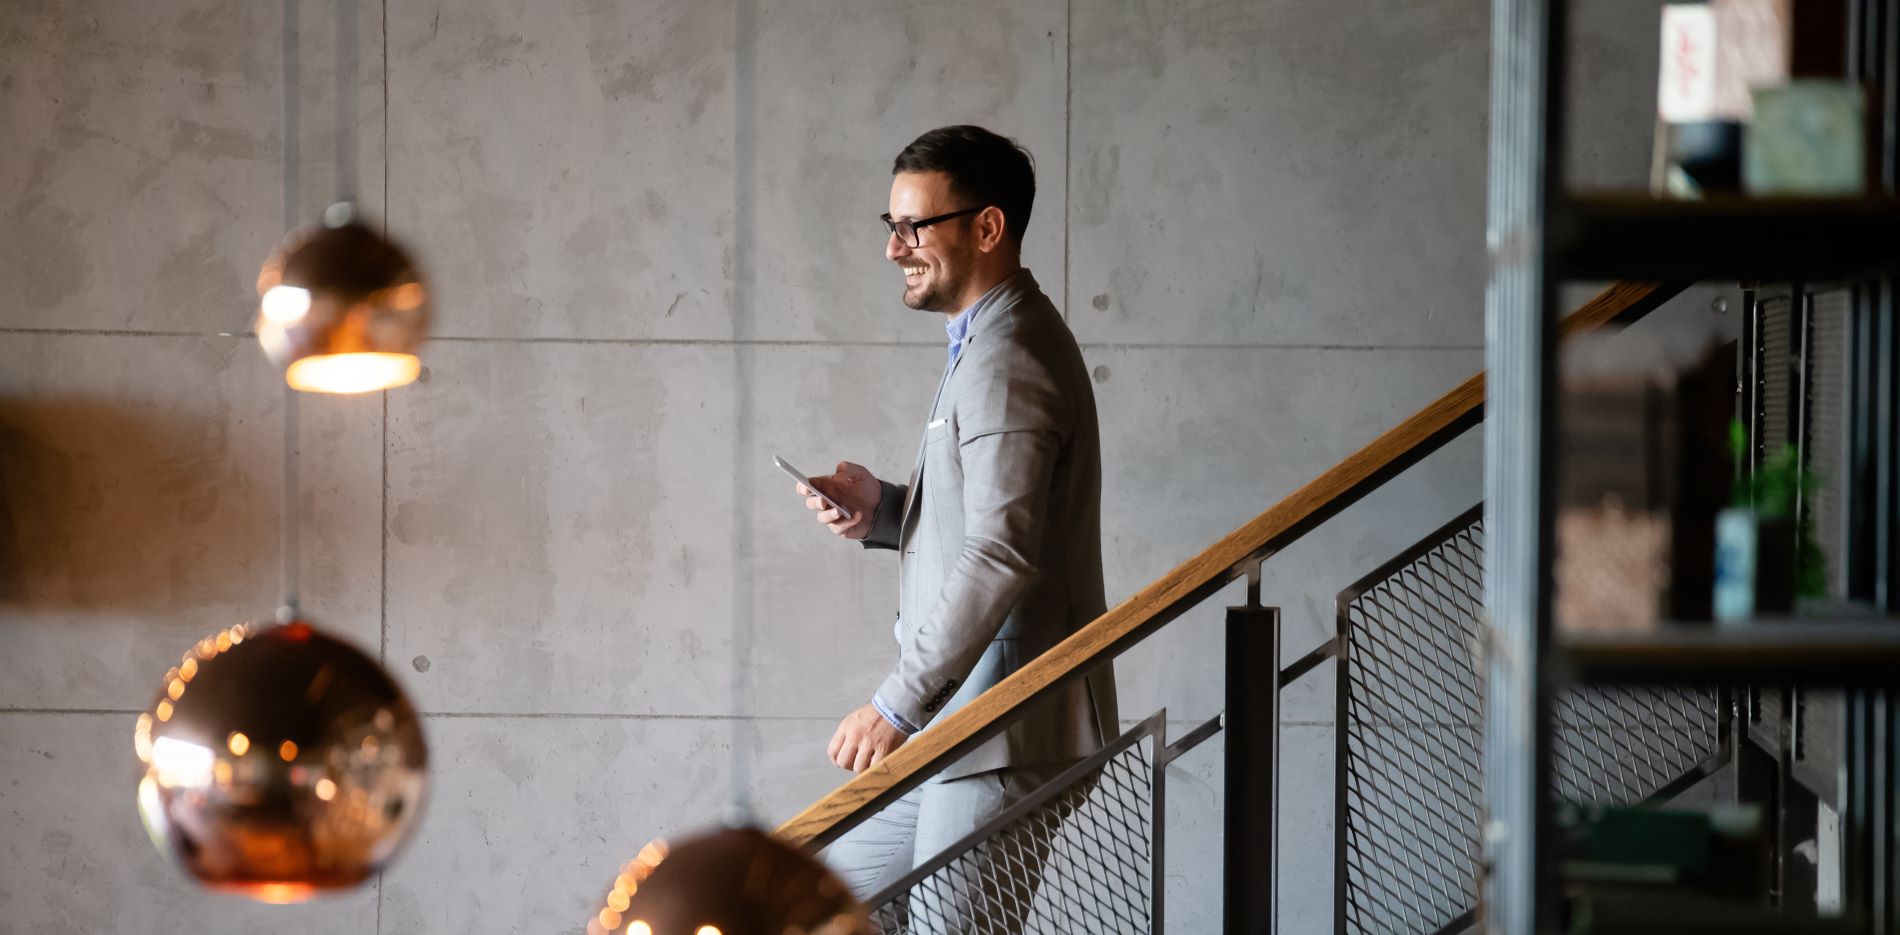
[902,265,927,282]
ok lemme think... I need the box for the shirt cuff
[871,693,920,735]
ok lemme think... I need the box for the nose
[886,230,910,262]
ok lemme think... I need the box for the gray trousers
[827,762,1072,932]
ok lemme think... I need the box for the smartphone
[773,455,853,521]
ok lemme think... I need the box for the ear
[975,205,1008,253]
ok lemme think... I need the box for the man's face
[886,170,975,313]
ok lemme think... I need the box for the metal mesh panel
[1341,519,1486,935]
[1340,511,1723,935]
[1761,296,1794,454]
[868,734,1155,935]
[1807,288,1851,596]
[1548,683,1723,805]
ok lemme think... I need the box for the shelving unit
[1482,0,1900,932]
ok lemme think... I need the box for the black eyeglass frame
[879,206,984,247]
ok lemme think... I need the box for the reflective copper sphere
[255,203,430,394]
[134,619,428,902]
[587,827,870,935]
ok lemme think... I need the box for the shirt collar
[945,269,1024,362]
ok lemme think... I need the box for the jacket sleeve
[874,331,1067,730]
[858,480,906,551]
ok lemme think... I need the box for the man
[798,125,1119,916]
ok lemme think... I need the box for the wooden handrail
[776,280,1688,849]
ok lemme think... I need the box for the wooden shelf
[1556,618,1900,685]
[1551,194,1900,281]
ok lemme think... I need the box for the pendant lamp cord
[280,388,301,622]
[282,0,299,234]
[333,0,357,206]
[278,0,302,623]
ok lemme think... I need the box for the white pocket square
[928,418,948,429]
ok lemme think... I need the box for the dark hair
[893,125,1036,243]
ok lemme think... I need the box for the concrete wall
[1,1,1714,932]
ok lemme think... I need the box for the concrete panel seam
[1062,0,1072,324]
[379,387,389,667]
[1081,342,1486,352]
[0,330,1480,353]
[0,709,844,722]
[0,708,145,716]
[425,336,946,348]
[419,712,840,721]
[0,328,252,339]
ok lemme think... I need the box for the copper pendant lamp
[256,202,430,395]
[254,0,428,396]
[587,829,869,935]
[133,619,427,902]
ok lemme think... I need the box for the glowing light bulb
[152,736,214,788]
[285,352,421,394]
[260,285,313,323]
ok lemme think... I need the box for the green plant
[1728,420,1827,597]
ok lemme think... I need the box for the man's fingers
[853,744,874,773]
[827,726,845,762]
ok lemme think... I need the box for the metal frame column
[1482,0,1561,930]
[1226,579,1279,935]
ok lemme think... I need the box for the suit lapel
[899,345,968,535]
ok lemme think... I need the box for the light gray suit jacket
[862,269,1119,781]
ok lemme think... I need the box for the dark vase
[1754,515,1797,614]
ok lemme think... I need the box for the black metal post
[1226,596,1279,935]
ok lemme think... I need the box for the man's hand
[827,702,907,772]
[799,461,881,541]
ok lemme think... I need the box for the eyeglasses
[880,207,983,247]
